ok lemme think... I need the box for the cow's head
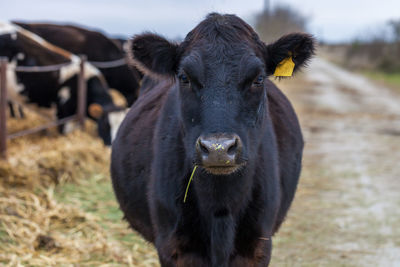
[89,103,128,146]
[85,76,130,146]
[58,75,127,146]
[130,13,314,175]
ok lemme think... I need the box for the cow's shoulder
[267,80,303,146]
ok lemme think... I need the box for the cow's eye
[252,75,264,87]
[179,73,190,85]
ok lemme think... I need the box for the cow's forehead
[180,42,263,80]
[184,40,258,64]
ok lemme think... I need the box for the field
[1,56,400,266]
[272,58,400,266]
[319,44,400,92]
[0,113,157,266]
[362,71,400,92]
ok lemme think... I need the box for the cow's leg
[177,253,209,267]
[158,257,175,267]
[159,252,209,267]
[156,234,210,267]
[231,238,272,267]
[8,101,16,118]
[18,104,25,118]
[255,238,272,267]
[155,235,178,267]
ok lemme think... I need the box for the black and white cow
[14,22,142,107]
[0,22,125,145]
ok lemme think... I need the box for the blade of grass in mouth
[183,165,198,203]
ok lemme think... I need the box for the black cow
[14,22,142,106]
[111,13,314,266]
[0,22,123,145]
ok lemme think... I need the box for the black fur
[112,13,314,266]
[130,33,179,77]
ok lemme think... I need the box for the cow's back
[111,80,171,242]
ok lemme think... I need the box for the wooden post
[77,55,87,129]
[0,58,8,160]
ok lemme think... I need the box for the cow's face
[130,13,314,175]
[176,44,268,175]
[85,77,127,146]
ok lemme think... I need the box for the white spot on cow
[6,60,24,97]
[122,40,130,54]
[0,21,17,35]
[16,52,25,60]
[108,109,129,143]
[59,56,80,83]
[63,121,77,134]
[84,62,101,79]
[59,55,101,83]
[5,60,26,117]
[58,86,71,104]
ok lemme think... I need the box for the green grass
[362,71,400,90]
[53,173,157,264]
[55,174,121,222]
[54,174,146,245]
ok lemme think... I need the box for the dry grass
[0,110,158,266]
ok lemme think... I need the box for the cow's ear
[264,33,315,77]
[128,33,179,78]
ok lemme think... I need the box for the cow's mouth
[203,165,241,175]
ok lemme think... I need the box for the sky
[1,0,400,43]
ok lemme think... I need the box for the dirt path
[272,57,400,266]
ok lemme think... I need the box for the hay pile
[0,114,158,266]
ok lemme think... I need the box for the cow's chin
[202,165,241,175]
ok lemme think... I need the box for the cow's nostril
[199,141,209,155]
[227,138,238,155]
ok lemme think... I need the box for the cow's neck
[190,167,255,266]
[192,169,254,216]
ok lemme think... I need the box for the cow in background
[111,37,128,52]
[15,22,142,107]
[0,22,124,145]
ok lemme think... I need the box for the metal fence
[0,56,88,160]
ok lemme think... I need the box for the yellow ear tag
[273,56,295,77]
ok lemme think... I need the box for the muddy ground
[271,57,400,266]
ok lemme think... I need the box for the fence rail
[0,56,88,160]
[0,58,7,159]
[89,58,126,69]
[14,62,72,72]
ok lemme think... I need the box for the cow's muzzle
[196,134,243,175]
